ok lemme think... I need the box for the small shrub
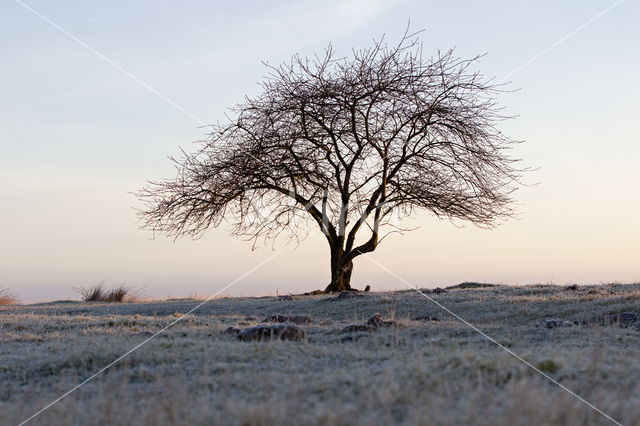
[74,283,140,303]
[536,359,561,374]
[0,287,19,305]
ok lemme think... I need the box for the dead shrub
[0,287,19,305]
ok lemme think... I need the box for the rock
[131,331,154,338]
[262,314,312,324]
[340,333,372,343]
[340,324,377,333]
[303,290,325,296]
[364,285,371,292]
[243,316,259,322]
[412,315,440,322]
[564,284,579,291]
[340,314,394,334]
[417,287,447,294]
[544,318,578,329]
[606,312,638,327]
[237,323,305,342]
[618,312,638,326]
[366,313,395,328]
[336,291,364,300]
[223,326,241,335]
[278,295,294,301]
[367,313,384,327]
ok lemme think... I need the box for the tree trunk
[325,248,353,292]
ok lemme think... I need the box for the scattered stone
[417,287,447,294]
[278,295,294,301]
[339,313,395,334]
[605,312,638,327]
[544,318,579,329]
[61,309,92,315]
[336,291,365,300]
[366,313,395,328]
[237,323,305,342]
[364,285,371,292]
[340,333,372,343]
[243,316,259,322]
[412,315,440,322]
[565,284,579,291]
[340,324,377,333]
[223,326,241,335]
[618,312,638,326]
[131,331,154,338]
[262,314,312,324]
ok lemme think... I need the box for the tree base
[324,281,352,293]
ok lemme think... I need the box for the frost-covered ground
[1,283,639,425]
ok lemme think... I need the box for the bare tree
[137,31,522,292]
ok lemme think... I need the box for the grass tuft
[74,283,140,303]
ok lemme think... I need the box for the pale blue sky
[1,1,638,302]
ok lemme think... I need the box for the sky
[1,0,639,302]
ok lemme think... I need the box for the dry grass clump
[0,287,19,305]
[73,283,140,303]
[447,281,496,290]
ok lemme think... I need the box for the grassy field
[1,283,639,425]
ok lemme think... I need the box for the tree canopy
[137,32,522,291]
